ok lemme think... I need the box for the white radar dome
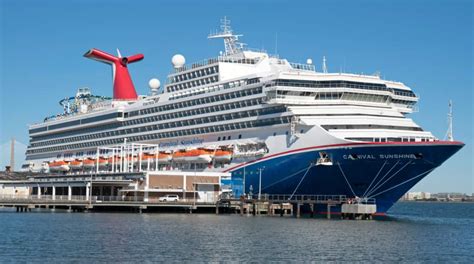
[148,78,161,90]
[306,58,313,65]
[172,54,186,68]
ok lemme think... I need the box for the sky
[0,0,472,193]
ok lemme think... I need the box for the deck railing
[0,194,217,204]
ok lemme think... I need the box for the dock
[0,195,216,213]
[217,194,376,219]
[0,160,376,219]
[0,193,377,219]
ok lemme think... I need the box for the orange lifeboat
[173,149,213,163]
[83,158,96,169]
[69,159,83,170]
[139,153,156,165]
[98,157,108,168]
[214,150,233,163]
[158,153,172,163]
[48,160,70,172]
[108,155,122,164]
[137,152,172,164]
[83,157,108,169]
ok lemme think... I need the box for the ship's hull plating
[228,142,464,213]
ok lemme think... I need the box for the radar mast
[208,17,245,56]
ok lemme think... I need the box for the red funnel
[84,48,144,100]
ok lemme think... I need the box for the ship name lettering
[379,154,417,159]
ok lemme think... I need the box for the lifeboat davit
[173,149,213,163]
[69,159,83,170]
[214,150,233,163]
[49,160,70,172]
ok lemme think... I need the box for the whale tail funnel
[84,48,144,100]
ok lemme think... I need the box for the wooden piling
[327,204,331,219]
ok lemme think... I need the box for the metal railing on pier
[0,194,217,205]
[221,194,375,205]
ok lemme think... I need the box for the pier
[0,192,377,219]
[0,160,376,219]
[0,194,216,213]
[217,194,376,219]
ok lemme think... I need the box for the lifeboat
[83,158,96,169]
[127,155,138,164]
[138,152,172,164]
[173,149,213,163]
[69,159,83,170]
[139,153,156,165]
[214,149,233,163]
[83,157,108,169]
[158,153,172,163]
[98,157,108,168]
[48,160,70,172]
[108,155,121,164]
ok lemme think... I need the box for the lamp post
[243,166,246,196]
[258,166,265,200]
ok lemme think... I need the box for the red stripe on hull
[224,140,464,172]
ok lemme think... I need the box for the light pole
[243,166,246,196]
[258,166,265,200]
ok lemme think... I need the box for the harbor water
[0,202,473,262]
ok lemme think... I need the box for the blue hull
[229,142,464,213]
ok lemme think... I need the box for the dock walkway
[217,194,355,219]
[0,194,376,219]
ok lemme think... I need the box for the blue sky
[0,0,472,193]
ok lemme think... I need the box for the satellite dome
[172,54,186,68]
[148,78,160,96]
[148,78,160,89]
[306,58,313,65]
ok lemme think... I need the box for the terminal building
[1,143,231,204]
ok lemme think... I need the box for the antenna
[445,100,454,141]
[10,138,15,171]
[208,17,244,56]
[322,56,328,73]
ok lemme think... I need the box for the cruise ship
[24,18,463,213]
